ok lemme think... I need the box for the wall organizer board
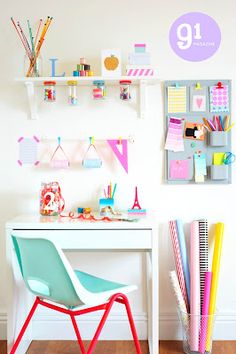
[164,80,232,184]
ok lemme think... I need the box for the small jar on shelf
[119,80,132,100]
[93,80,106,99]
[67,80,78,105]
[44,81,56,102]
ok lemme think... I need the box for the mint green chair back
[12,236,83,308]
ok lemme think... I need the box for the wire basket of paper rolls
[168,220,224,354]
[178,310,215,354]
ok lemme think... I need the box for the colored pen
[219,116,224,131]
[112,183,117,198]
[110,182,112,199]
[203,118,212,132]
[208,119,216,131]
[224,115,230,131]
[225,122,235,132]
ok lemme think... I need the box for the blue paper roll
[176,219,190,305]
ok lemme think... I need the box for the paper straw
[169,270,188,330]
[190,221,200,351]
[199,272,212,353]
[199,219,209,311]
[169,221,189,312]
[206,222,224,351]
[176,219,190,305]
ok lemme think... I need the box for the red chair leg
[87,297,116,354]
[10,297,40,354]
[122,294,142,354]
[70,314,86,354]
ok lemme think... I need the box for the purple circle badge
[169,12,221,62]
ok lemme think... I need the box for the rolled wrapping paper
[199,272,212,354]
[199,219,209,311]
[176,219,190,305]
[169,221,189,312]
[169,270,188,330]
[206,222,224,351]
[190,221,200,352]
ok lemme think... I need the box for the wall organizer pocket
[210,164,228,180]
[209,131,228,147]
[164,80,232,184]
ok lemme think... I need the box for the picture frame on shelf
[101,49,121,77]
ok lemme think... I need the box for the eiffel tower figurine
[128,186,146,215]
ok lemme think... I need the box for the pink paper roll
[190,221,200,351]
[199,272,212,354]
[169,221,189,312]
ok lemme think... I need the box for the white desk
[6,214,158,354]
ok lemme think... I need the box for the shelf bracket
[139,79,147,119]
[25,81,37,120]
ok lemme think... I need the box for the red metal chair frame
[10,292,142,354]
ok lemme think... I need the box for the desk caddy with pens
[164,80,233,184]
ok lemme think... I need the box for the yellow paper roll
[206,222,224,351]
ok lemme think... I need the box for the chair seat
[75,270,127,293]
[74,270,137,306]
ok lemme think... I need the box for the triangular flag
[107,139,128,173]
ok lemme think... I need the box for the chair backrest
[12,235,85,308]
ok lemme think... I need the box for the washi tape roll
[77,64,84,71]
[80,57,86,64]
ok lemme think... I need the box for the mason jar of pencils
[67,80,78,105]
[44,81,56,102]
[24,53,43,77]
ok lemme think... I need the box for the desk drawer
[11,229,152,250]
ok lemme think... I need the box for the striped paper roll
[176,219,190,305]
[190,221,200,352]
[199,272,212,354]
[199,219,209,311]
[169,221,189,312]
[169,270,188,330]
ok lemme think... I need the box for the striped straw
[169,220,189,312]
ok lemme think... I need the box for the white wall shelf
[15,76,159,120]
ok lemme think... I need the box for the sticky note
[213,153,225,165]
[194,153,207,182]
[170,159,190,179]
[194,153,207,176]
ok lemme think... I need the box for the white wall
[0,0,236,341]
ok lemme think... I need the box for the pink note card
[170,159,190,180]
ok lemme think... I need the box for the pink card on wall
[169,159,190,180]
